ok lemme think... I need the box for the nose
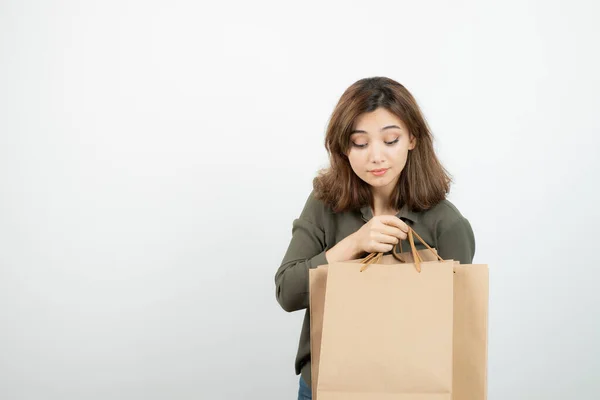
[368,140,386,165]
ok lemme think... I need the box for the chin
[367,174,400,187]
[366,178,391,186]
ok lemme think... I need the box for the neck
[371,190,398,216]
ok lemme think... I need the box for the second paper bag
[317,258,455,400]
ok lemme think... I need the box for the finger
[370,242,394,253]
[378,215,409,233]
[378,225,407,241]
[373,232,400,245]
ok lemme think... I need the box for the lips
[370,168,389,176]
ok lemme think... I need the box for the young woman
[274,76,476,400]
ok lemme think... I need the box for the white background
[1,1,599,399]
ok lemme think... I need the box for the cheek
[390,145,409,157]
[387,147,408,165]
[347,153,364,173]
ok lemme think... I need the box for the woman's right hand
[352,215,410,254]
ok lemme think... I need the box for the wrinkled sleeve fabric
[275,192,328,312]
[436,216,476,264]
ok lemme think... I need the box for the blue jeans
[298,376,312,400]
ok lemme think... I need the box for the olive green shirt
[274,189,476,389]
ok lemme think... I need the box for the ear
[408,135,417,150]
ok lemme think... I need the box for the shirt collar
[359,203,420,223]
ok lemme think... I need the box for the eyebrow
[350,125,402,135]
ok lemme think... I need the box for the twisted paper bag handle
[359,226,445,272]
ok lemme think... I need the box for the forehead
[353,108,405,129]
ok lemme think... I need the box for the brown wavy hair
[313,77,452,213]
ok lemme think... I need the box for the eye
[352,138,399,148]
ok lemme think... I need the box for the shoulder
[298,189,334,226]
[418,199,470,237]
[418,199,475,263]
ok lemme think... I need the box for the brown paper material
[309,265,329,400]
[309,250,489,400]
[453,264,489,400]
[318,255,455,399]
[309,250,440,400]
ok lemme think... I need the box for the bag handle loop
[359,226,445,272]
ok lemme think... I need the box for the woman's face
[346,107,416,190]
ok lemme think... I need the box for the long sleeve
[275,193,329,312]
[436,216,476,264]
